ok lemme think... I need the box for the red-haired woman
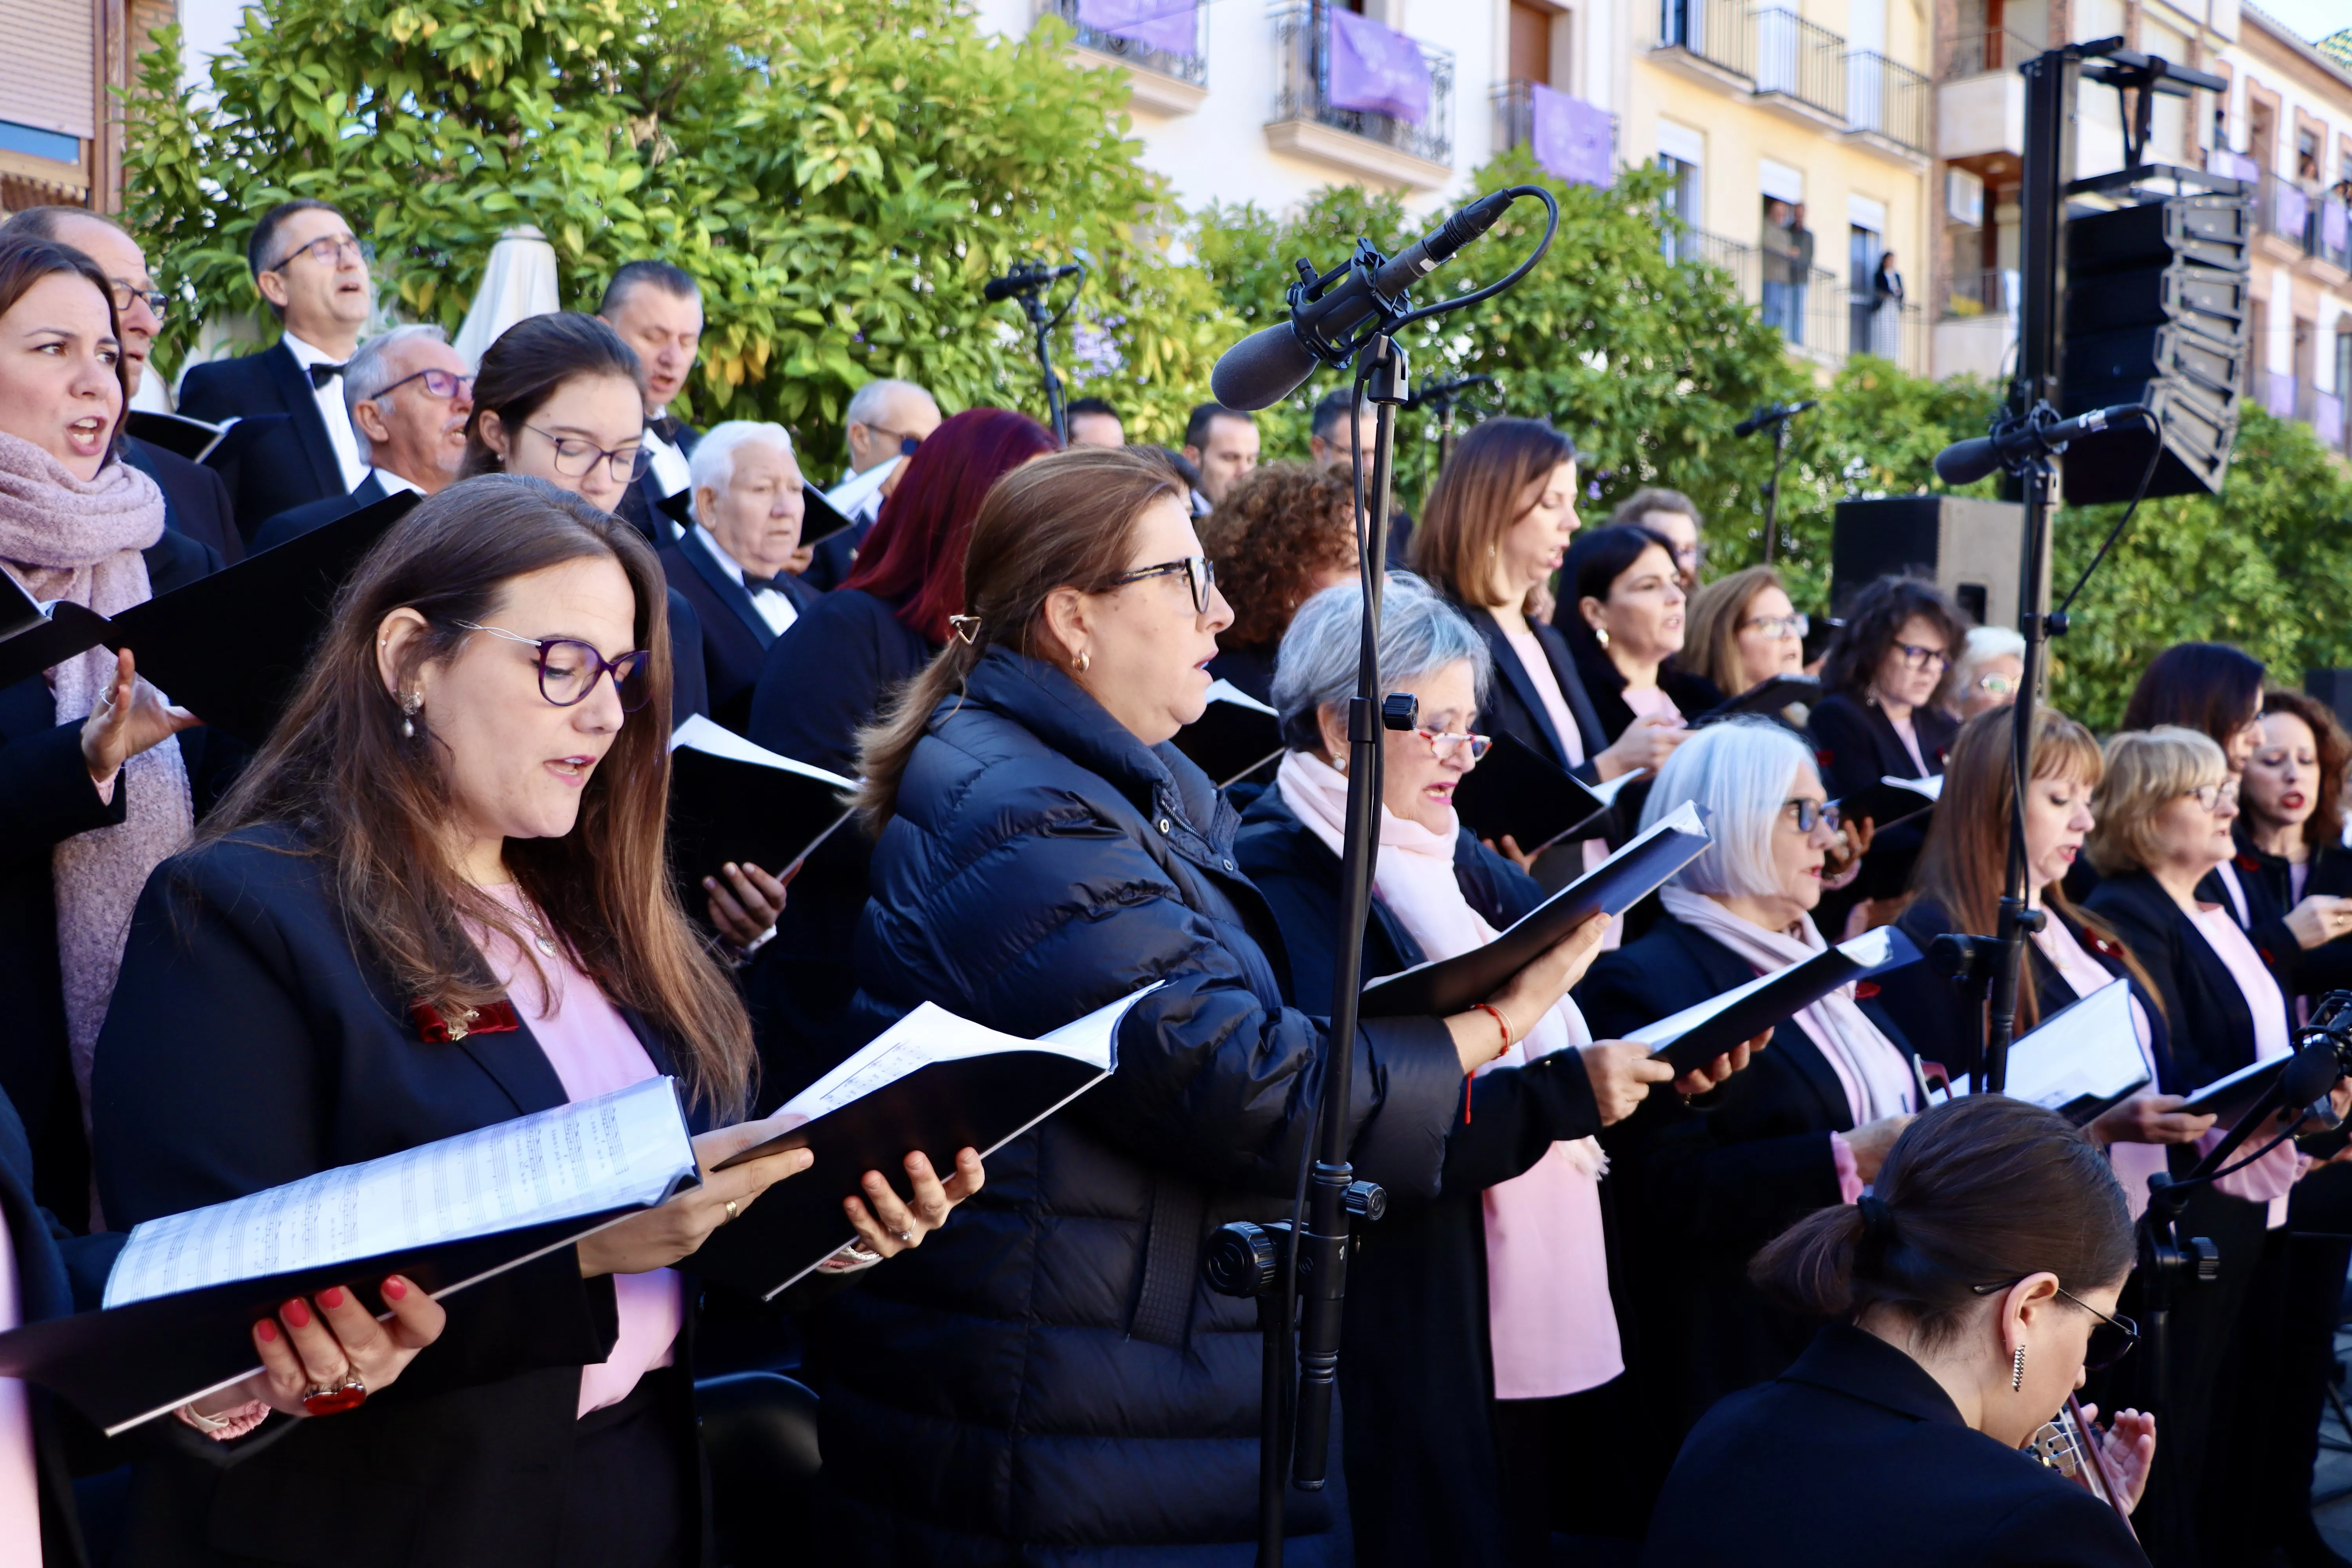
[743,407,1058,1098]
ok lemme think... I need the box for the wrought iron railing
[2295,381,2345,452]
[1753,8,1845,118]
[1270,1,1455,168]
[1658,0,1755,80]
[1844,51,1927,151]
[1664,224,1927,374]
[1491,79,1619,167]
[1038,0,1208,85]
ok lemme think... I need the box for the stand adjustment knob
[1380,694,1418,731]
[2190,1236,2220,1283]
[1342,1181,1386,1221]
[1204,1220,1288,1298]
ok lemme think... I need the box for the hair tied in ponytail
[1856,1194,1896,1247]
[947,614,982,646]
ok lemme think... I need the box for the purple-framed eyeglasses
[453,621,654,712]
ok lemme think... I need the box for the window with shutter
[0,0,96,144]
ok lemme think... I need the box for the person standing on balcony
[1760,199,1815,345]
[1871,252,1905,360]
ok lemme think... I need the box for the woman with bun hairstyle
[1644,1096,2153,1568]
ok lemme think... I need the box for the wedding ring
[893,1228,915,1245]
[723,1199,739,1224]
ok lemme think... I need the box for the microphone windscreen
[1933,437,2000,486]
[2281,1043,2343,1111]
[1211,323,1321,413]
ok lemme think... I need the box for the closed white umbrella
[453,225,561,368]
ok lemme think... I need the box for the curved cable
[1392,185,1562,330]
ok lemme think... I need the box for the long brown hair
[462,312,643,480]
[0,233,132,449]
[1409,416,1575,615]
[1904,704,2159,1031]
[1750,1096,2132,1350]
[2251,687,2351,851]
[857,446,1183,830]
[201,475,755,1114]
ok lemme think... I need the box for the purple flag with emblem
[1076,0,1198,56]
[1530,83,1613,189]
[1328,8,1430,123]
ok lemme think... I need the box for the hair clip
[947,614,982,646]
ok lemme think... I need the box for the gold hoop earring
[2011,1345,2026,1392]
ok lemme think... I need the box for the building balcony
[1491,79,1618,183]
[1266,0,1454,190]
[1937,26,2042,82]
[1650,3,1924,158]
[1668,224,1928,376]
[2246,169,2352,274]
[1036,0,1209,114]
[2296,381,2346,454]
[1842,51,1929,162]
[1752,8,1846,129]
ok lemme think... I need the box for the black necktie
[307,361,346,389]
[743,572,794,595]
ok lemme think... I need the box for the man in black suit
[802,375,940,591]
[0,207,243,565]
[658,422,821,729]
[597,260,705,543]
[249,325,472,551]
[179,199,374,533]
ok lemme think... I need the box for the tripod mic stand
[1199,185,1560,1568]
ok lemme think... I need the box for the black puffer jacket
[814,648,1463,1566]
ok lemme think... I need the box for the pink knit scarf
[0,432,189,1170]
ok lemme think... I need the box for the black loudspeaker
[1830,497,2035,628]
[2305,670,2352,735]
[2058,192,2251,505]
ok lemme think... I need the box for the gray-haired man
[249,325,473,550]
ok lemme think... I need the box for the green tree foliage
[2047,407,2352,730]
[122,2,1232,465]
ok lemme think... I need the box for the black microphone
[1210,191,1520,411]
[983,263,1082,302]
[2278,1042,2345,1116]
[1735,400,1817,437]
[1933,403,2151,485]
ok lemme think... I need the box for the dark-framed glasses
[1784,799,1841,833]
[1111,555,1216,615]
[1893,641,1952,673]
[1970,1280,2138,1371]
[1744,611,1809,641]
[452,621,654,712]
[111,281,169,320]
[269,233,370,271]
[1416,728,1492,762]
[2188,780,2240,813]
[523,426,653,483]
[374,367,475,402]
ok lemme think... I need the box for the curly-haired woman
[1197,461,1359,702]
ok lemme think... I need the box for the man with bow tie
[180,200,374,537]
[658,421,822,729]
[597,260,704,543]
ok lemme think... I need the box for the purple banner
[1328,8,1430,124]
[1075,0,1198,56]
[1530,83,1613,189]
[2275,181,2310,237]
[2265,370,2297,420]
[2324,197,2348,254]
[2316,392,2345,449]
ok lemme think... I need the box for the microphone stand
[1403,372,1495,490]
[1751,403,1809,563]
[991,261,1082,443]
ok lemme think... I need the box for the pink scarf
[0,433,189,1173]
[1276,752,1622,1398]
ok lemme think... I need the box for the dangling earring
[1334,754,1347,774]
[400,690,422,739]
[2011,1345,2026,1392]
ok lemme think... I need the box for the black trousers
[556,1367,695,1568]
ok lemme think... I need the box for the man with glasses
[806,376,942,590]
[0,206,244,565]
[249,326,475,550]
[180,200,376,528]
[597,260,706,543]
[1608,486,1706,593]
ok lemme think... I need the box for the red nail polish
[254,1318,278,1343]
[382,1276,407,1301]
[281,1298,312,1329]
[318,1286,345,1309]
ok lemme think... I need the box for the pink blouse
[473,886,684,1416]
[2186,904,2301,1226]
[1501,625,1584,766]
[1887,711,1929,775]
[0,1206,40,1564]
[2036,918,2165,1221]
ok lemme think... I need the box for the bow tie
[307,361,347,388]
[743,571,795,595]
[649,414,687,445]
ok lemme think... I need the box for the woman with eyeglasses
[1645,1096,2154,1568]
[1946,624,2025,724]
[1234,572,1752,1566]
[93,478,982,1567]
[1577,719,1922,1465]
[2080,725,2347,1568]
[830,446,1611,1563]
[1681,565,1808,702]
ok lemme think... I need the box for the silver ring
[893,1228,915,1245]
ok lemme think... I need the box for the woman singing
[1235,573,1749,1566]
[825,446,1606,1563]
[2234,688,2352,1002]
[93,479,980,1567]
[1559,523,1720,744]
[1681,565,1807,701]
[1644,1096,2154,1568]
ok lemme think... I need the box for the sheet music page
[105,1077,695,1308]
[669,713,859,789]
[1884,773,1944,800]
[1587,768,1647,808]
[1203,679,1278,716]
[1950,979,2146,1111]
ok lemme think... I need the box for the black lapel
[265,342,346,498]
[681,528,778,651]
[1474,607,1570,766]
[1677,922,1858,1130]
[122,439,183,540]
[453,1016,572,1120]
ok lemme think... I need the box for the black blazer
[659,527,822,731]
[179,344,347,526]
[663,586,711,724]
[1456,603,1608,783]
[614,419,699,543]
[249,469,387,554]
[746,588,934,779]
[1877,895,2171,1088]
[1805,688,1957,802]
[1644,1323,2147,1568]
[2085,867,2288,1094]
[2231,830,2352,998]
[91,825,708,1568]
[1233,785,1605,1568]
[0,527,227,1230]
[1579,912,1917,1437]
[1566,634,1724,743]
[123,436,243,566]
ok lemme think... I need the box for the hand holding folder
[1628,926,1923,1075]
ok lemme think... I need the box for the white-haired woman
[1947,624,2026,724]
[1577,718,1923,1453]
[1235,574,1754,1567]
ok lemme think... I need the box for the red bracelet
[1465,1004,1514,1126]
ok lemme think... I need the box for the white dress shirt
[693,526,799,637]
[646,407,694,499]
[369,466,424,499]
[279,330,369,492]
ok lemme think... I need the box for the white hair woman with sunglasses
[1946,624,2026,724]
[1235,573,1752,1566]
[1578,718,1924,1453]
